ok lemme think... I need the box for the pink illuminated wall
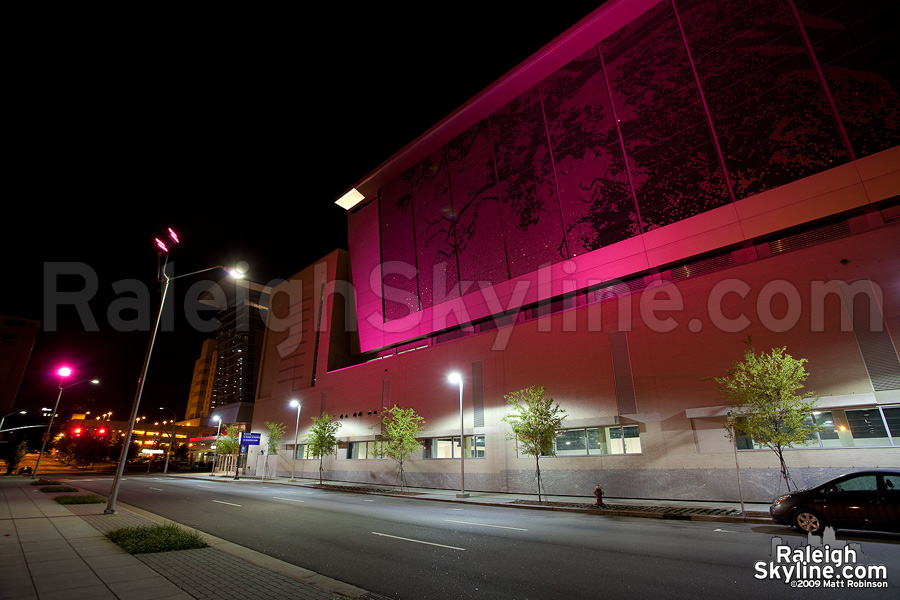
[356,0,899,352]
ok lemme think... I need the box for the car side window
[883,474,900,494]
[834,475,878,492]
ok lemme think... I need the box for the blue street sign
[240,432,261,445]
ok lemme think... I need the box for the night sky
[5,5,603,426]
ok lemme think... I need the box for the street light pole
[33,369,98,479]
[160,407,178,474]
[210,416,221,476]
[289,399,301,481]
[0,410,26,441]
[448,373,468,498]
[105,228,245,514]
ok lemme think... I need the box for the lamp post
[289,399,301,481]
[33,367,99,479]
[0,410,26,441]
[105,228,245,514]
[210,415,222,476]
[160,407,178,474]
[448,373,468,498]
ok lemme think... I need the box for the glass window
[882,407,900,445]
[845,408,891,446]
[555,429,586,456]
[834,475,878,493]
[293,444,311,459]
[423,436,485,459]
[883,473,900,494]
[552,426,641,456]
[348,441,382,459]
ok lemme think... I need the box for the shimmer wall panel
[379,176,419,321]
[600,1,730,231]
[679,0,849,198]
[490,85,567,278]
[409,147,458,310]
[795,0,900,157]
[543,47,639,254]
[446,120,509,289]
[373,0,897,326]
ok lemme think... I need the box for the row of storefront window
[291,424,643,459]
[735,406,900,449]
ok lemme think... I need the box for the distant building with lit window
[184,338,217,421]
[199,277,270,425]
[249,0,899,501]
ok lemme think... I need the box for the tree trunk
[775,447,791,492]
[535,456,542,503]
[319,456,324,485]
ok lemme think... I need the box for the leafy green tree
[711,338,819,492]
[373,405,424,491]
[306,414,342,484]
[215,425,241,456]
[261,421,287,479]
[2,438,28,475]
[502,386,567,502]
[174,443,189,461]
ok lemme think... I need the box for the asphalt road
[71,475,900,599]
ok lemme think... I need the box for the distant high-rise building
[198,277,270,423]
[184,338,217,421]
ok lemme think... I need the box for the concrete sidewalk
[0,476,369,600]
[1,471,773,599]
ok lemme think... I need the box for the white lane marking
[444,519,528,531]
[213,500,242,507]
[197,485,215,489]
[372,532,465,551]
[148,487,164,491]
[273,497,305,503]
[364,499,375,502]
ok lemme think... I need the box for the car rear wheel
[793,509,824,534]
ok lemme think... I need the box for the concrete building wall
[250,217,898,502]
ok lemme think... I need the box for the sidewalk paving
[1,469,773,599]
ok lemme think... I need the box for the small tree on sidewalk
[306,414,342,484]
[710,338,819,492]
[502,385,567,503]
[373,405,424,491]
[215,425,241,472]
[261,421,287,480]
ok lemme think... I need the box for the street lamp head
[290,399,300,409]
[58,366,72,378]
[90,379,100,384]
[213,415,221,422]
[448,372,461,384]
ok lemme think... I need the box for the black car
[769,470,900,534]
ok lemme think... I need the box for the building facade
[184,338,217,421]
[250,0,899,502]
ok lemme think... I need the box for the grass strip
[105,524,209,554]
[54,494,105,505]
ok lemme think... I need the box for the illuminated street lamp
[289,399,301,481]
[448,372,468,498]
[105,228,245,514]
[33,367,99,478]
[210,415,222,476]
[0,410,26,441]
[160,407,178,473]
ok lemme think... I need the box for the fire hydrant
[594,484,605,507]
